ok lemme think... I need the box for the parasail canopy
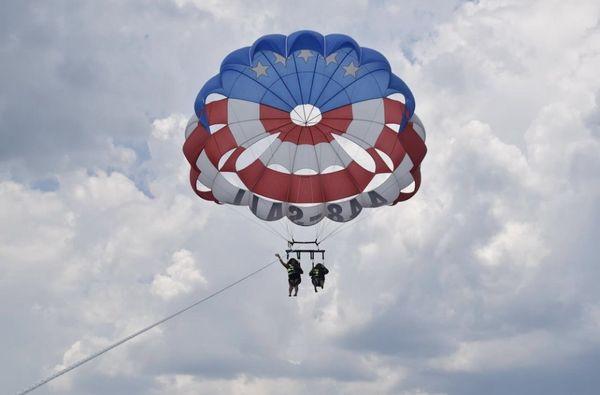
[183,30,427,226]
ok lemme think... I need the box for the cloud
[474,221,548,267]
[151,249,207,299]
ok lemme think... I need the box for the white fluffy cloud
[2,1,600,395]
[151,249,207,299]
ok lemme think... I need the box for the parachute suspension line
[285,219,295,242]
[16,260,278,395]
[315,216,332,243]
[275,219,287,240]
[319,218,360,243]
[317,216,336,242]
[319,209,375,244]
[318,219,347,243]
[275,218,293,242]
[319,154,410,244]
[314,218,324,241]
[318,220,327,241]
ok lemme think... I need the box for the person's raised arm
[275,253,288,268]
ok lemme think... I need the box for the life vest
[311,265,326,277]
[287,266,295,275]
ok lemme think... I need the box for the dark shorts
[288,276,301,286]
[311,277,324,287]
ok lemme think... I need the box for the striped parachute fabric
[183,31,426,226]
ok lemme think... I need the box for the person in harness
[275,253,303,297]
[309,263,329,292]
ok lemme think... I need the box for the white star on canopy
[325,53,337,65]
[274,53,287,65]
[343,62,359,77]
[297,50,314,62]
[251,61,268,78]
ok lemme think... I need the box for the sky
[1,0,600,394]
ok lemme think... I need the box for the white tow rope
[16,260,277,395]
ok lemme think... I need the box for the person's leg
[288,282,292,297]
[293,284,298,296]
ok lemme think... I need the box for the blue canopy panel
[194,31,415,132]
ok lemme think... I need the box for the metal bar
[285,249,325,260]
[288,239,319,246]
